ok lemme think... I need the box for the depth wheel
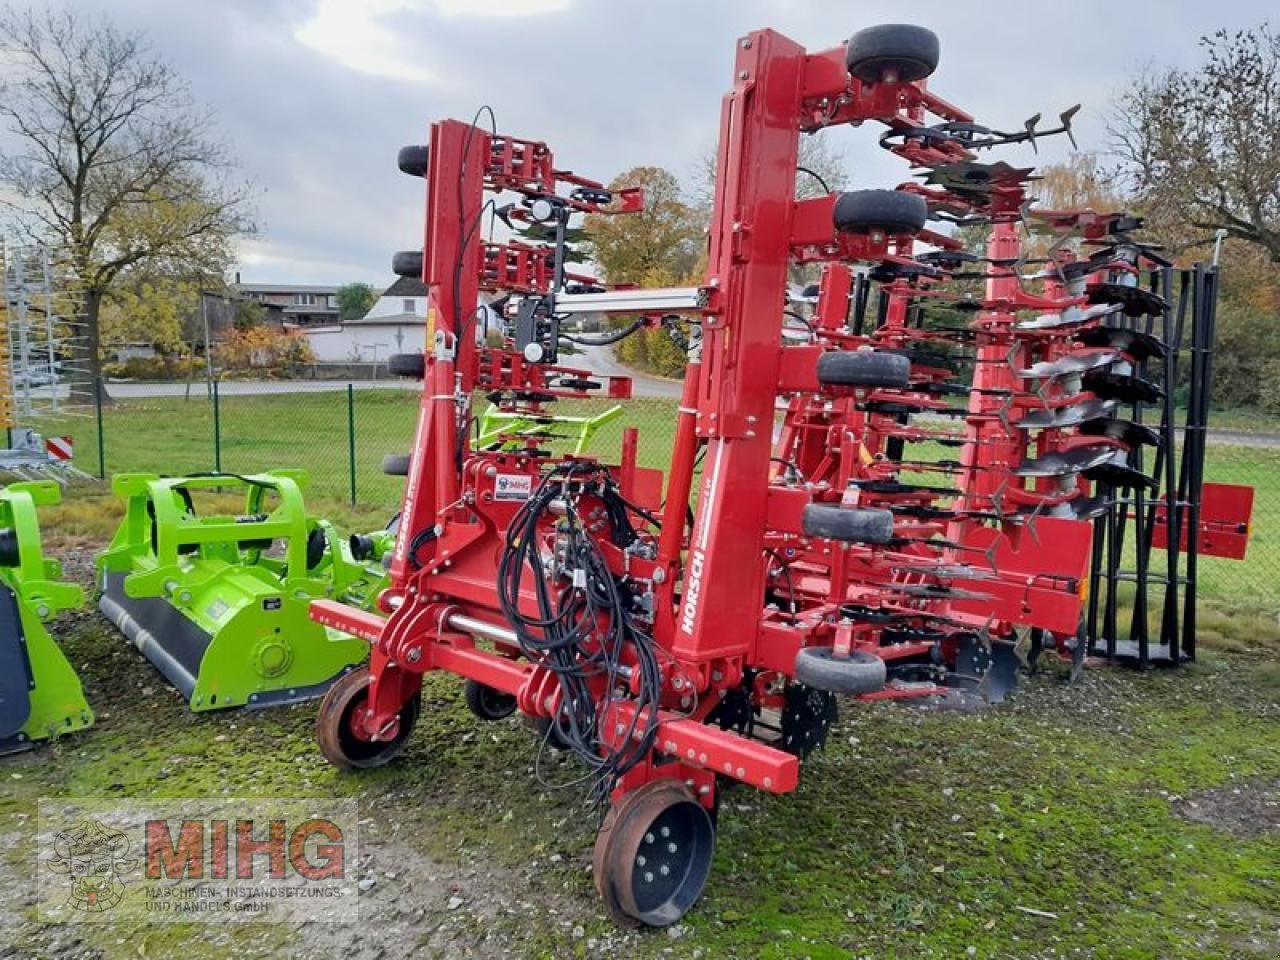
[387,352,426,378]
[382,453,412,476]
[593,780,715,928]
[464,679,517,721]
[845,24,940,84]
[793,647,887,695]
[832,190,928,236]
[816,348,910,387]
[316,667,420,771]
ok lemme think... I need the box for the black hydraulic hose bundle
[496,463,663,805]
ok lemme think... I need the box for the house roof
[380,276,428,298]
[235,282,342,295]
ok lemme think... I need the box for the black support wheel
[802,504,895,544]
[397,144,429,177]
[793,647,887,695]
[382,453,412,476]
[816,348,911,388]
[0,528,19,568]
[387,353,426,378]
[392,250,424,279]
[833,189,929,236]
[464,679,517,721]
[593,779,716,928]
[315,667,420,771]
[845,24,940,84]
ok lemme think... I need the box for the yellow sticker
[426,305,436,342]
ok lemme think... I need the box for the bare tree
[692,134,851,217]
[1109,24,1280,260]
[0,5,254,395]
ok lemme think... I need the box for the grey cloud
[7,0,1270,284]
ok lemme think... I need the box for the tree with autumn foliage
[0,6,253,397]
[584,166,703,377]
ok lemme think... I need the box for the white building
[305,277,428,363]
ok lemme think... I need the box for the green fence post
[212,379,222,473]
[95,375,106,479]
[347,383,357,506]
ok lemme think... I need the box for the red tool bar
[606,702,800,794]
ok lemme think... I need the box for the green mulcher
[0,481,94,754]
[96,471,387,712]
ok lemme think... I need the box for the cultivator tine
[1023,112,1040,151]
[979,637,1024,703]
[1015,444,1117,478]
[1018,350,1119,380]
[1060,104,1080,148]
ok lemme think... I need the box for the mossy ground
[3,573,1277,958]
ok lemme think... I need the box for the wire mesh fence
[12,376,1280,615]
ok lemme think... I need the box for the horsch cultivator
[310,24,1252,924]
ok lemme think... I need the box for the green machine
[97,471,384,711]
[477,404,623,454]
[0,481,94,754]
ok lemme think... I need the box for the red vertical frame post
[674,30,806,662]
[389,119,487,582]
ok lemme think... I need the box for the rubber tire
[392,250,423,279]
[382,453,412,476]
[794,647,887,695]
[305,527,328,570]
[816,350,910,388]
[315,667,420,771]
[464,679,517,721]
[833,189,928,236]
[802,504,894,544]
[845,24,940,84]
[397,144,429,177]
[387,353,426,378]
[0,528,18,568]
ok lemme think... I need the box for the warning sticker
[494,473,533,501]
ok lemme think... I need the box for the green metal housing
[477,403,623,455]
[96,471,378,711]
[0,481,94,753]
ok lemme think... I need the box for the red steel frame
[308,27,1167,804]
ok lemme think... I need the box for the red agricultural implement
[310,23,1252,924]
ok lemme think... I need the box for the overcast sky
[10,0,1271,287]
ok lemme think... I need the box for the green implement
[0,481,94,754]
[96,471,377,711]
[477,404,623,455]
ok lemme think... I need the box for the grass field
[26,388,1280,618]
[3,602,1278,959]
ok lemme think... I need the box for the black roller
[0,528,18,568]
[794,647,887,694]
[845,24,940,84]
[392,250,424,279]
[397,144,429,177]
[816,349,911,388]
[382,454,412,477]
[833,189,928,236]
[802,504,895,544]
[387,353,426,378]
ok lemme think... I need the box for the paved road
[570,344,685,398]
